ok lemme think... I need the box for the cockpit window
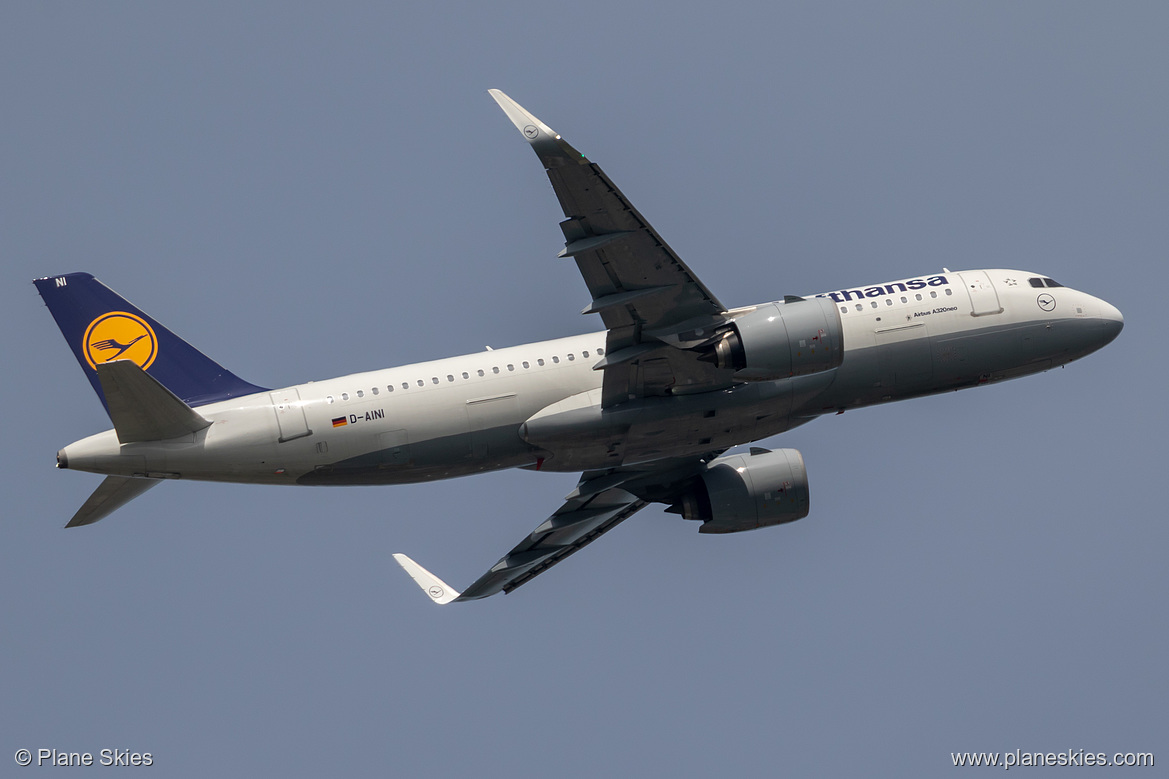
[1028,277,1045,288]
[1043,278,1064,288]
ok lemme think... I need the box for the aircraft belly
[815,315,1100,412]
[933,321,1061,385]
[876,324,934,391]
[526,379,819,472]
[467,392,520,460]
[296,426,532,485]
[298,368,593,485]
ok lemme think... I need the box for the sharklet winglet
[487,89,589,166]
[392,553,462,605]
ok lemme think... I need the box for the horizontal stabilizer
[392,554,462,605]
[66,475,161,528]
[97,360,212,443]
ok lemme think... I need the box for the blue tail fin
[34,273,268,412]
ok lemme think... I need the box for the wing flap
[461,487,646,600]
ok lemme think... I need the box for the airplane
[35,89,1123,604]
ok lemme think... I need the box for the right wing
[394,485,647,604]
[392,456,716,604]
[489,90,737,407]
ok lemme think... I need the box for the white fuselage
[59,269,1123,487]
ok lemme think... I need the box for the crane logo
[83,312,158,371]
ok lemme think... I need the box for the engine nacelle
[672,448,810,534]
[704,297,843,380]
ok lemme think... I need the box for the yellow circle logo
[83,312,158,370]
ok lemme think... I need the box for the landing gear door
[270,388,312,442]
[957,271,1003,316]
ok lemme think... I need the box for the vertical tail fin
[34,273,267,413]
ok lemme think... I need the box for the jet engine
[700,297,843,380]
[669,448,810,534]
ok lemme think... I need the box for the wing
[393,457,715,604]
[489,90,736,407]
[394,485,646,604]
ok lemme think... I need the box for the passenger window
[855,304,863,311]
[930,291,937,298]
[447,374,454,382]
[327,395,334,404]
[387,385,394,392]
[416,379,424,387]
[477,369,485,377]
[568,353,575,361]
[582,350,589,358]
[492,366,500,374]
[552,356,560,363]
[462,372,469,379]
[371,387,379,396]
[402,382,409,390]
[507,364,514,371]
[431,377,439,385]
[870,301,878,309]
[522,361,529,369]
[356,390,364,398]
[900,296,907,303]
[840,306,848,313]
[596,348,604,356]
[945,288,953,296]
[341,392,349,401]
[915,293,922,301]
[885,299,893,306]
[537,358,545,366]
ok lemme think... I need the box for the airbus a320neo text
[36,90,1123,603]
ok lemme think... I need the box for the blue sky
[2,3,1165,776]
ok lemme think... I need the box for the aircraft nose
[1096,298,1124,346]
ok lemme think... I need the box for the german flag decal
[331,416,348,428]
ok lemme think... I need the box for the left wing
[489,90,737,406]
